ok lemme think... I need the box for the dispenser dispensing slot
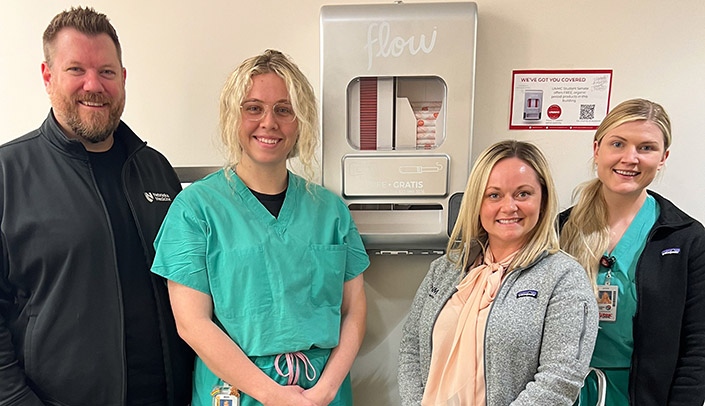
[348,202,445,249]
[348,203,443,235]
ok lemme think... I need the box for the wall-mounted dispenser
[321,2,477,254]
[523,90,543,121]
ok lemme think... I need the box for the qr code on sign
[580,104,595,120]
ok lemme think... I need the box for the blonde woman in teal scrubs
[152,50,370,406]
[560,99,705,405]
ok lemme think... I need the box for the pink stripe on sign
[359,78,377,150]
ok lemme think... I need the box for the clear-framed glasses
[240,101,296,123]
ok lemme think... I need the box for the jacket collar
[561,190,695,232]
[40,109,146,158]
[648,190,695,231]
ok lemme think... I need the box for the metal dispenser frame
[321,2,477,254]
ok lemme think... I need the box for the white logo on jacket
[144,192,172,203]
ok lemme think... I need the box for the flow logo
[364,21,437,70]
[661,248,681,256]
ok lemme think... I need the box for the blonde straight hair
[560,98,671,285]
[447,140,560,271]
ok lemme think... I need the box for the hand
[302,383,336,406]
[261,385,317,406]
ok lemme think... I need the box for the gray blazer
[398,248,598,406]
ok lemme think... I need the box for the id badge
[597,284,618,322]
[211,383,240,406]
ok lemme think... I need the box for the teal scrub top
[579,194,658,406]
[151,170,370,405]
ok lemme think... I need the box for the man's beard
[53,91,125,144]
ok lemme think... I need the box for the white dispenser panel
[343,155,448,197]
[321,2,477,252]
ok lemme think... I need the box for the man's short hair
[43,6,122,66]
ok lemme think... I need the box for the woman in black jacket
[561,98,705,405]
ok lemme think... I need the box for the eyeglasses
[240,101,296,123]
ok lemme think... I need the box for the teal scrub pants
[239,347,353,406]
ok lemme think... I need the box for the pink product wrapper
[416,127,436,134]
[416,133,436,140]
[414,112,439,120]
[411,101,443,111]
[416,120,437,128]
[416,138,436,146]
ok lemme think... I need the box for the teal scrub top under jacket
[151,169,370,356]
[579,194,658,406]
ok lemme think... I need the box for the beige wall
[2,1,704,404]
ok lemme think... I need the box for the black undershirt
[88,138,167,405]
[250,188,286,218]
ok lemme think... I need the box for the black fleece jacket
[0,111,193,406]
[560,190,705,406]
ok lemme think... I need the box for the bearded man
[0,7,193,406]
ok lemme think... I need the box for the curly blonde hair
[219,49,318,182]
